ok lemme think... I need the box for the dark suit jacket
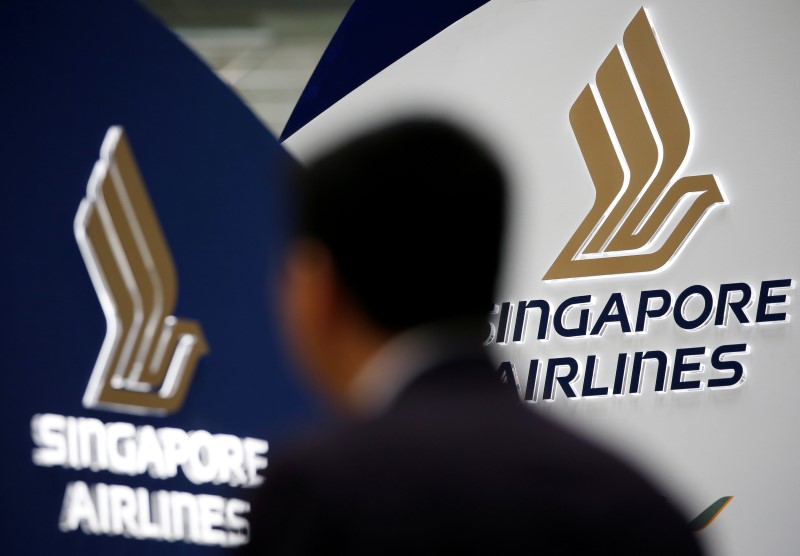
[242,353,702,555]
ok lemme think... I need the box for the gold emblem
[74,127,208,415]
[545,8,726,280]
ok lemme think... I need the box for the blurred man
[243,119,702,554]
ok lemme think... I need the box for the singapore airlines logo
[74,126,208,415]
[545,8,726,280]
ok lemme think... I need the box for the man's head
[281,118,507,409]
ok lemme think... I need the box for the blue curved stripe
[281,0,490,140]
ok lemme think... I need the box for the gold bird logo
[74,127,208,415]
[545,8,726,280]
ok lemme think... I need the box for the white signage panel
[284,2,800,554]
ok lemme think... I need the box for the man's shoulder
[249,355,702,554]
[254,398,701,555]
[272,377,649,510]
[275,358,633,492]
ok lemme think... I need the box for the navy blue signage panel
[1,0,315,553]
[282,0,490,140]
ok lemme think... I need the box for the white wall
[285,2,800,553]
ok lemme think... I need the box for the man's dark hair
[294,118,507,332]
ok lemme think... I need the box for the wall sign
[2,0,314,553]
[282,1,800,554]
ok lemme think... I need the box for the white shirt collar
[348,320,484,417]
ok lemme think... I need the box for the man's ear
[284,240,337,327]
[279,240,343,379]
